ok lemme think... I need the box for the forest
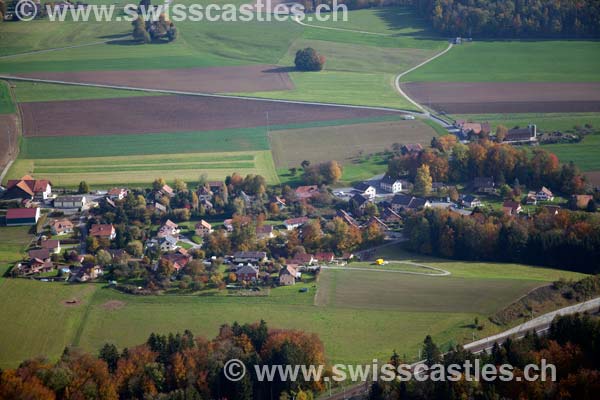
[413,0,600,37]
[0,321,325,399]
[403,207,600,273]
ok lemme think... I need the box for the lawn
[0,226,32,278]
[0,234,588,369]
[402,40,600,82]
[6,150,280,187]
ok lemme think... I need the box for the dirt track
[401,82,600,113]
[0,114,19,175]
[15,64,294,94]
[21,95,397,137]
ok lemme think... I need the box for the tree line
[387,137,587,195]
[404,207,600,274]
[413,0,600,37]
[0,321,325,399]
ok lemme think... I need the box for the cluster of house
[228,250,350,287]
[449,121,537,144]
[14,237,103,282]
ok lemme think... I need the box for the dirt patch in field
[20,95,397,137]
[585,171,600,187]
[401,82,600,114]
[270,119,435,168]
[101,300,126,311]
[15,64,294,94]
[62,298,82,307]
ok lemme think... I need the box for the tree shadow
[262,66,296,73]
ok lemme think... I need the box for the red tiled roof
[6,208,38,219]
[89,224,114,237]
[7,176,50,194]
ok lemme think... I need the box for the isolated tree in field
[132,17,151,44]
[301,160,311,169]
[414,164,432,196]
[294,48,325,71]
[423,335,441,366]
[78,181,89,194]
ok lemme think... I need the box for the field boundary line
[0,80,22,184]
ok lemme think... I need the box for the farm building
[502,201,522,216]
[504,125,537,143]
[5,208,40,226]
[3,176,52,201]
[54,195,88,209]
[400,144,423,155]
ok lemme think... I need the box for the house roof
[56,195,85,202]
[280,265,297,276]
[195,220,212,229]
[7,176,50,194]
[402,143,423,153]
[462,194,479,203]
[473,177,494,188]
[160,235,178,245]
[292,253,314,263]
[28,248,50,260]
[6,208,38,219]
[351,193,369,206]
[236,265,259,275]
[41,239,60,249]
[354,182,374,192]
[256,225,274,235]
[502,200,521,211]
[336,209,359,227]
[315,252,334,261]
[295,185,319,199]
[108,188,127,196]
[506,126,535,141]
[51,219,73,229]
[380,175,401,185]
[163,219,179,229]
[539,187,553,196]
[284,216,309,226]
[381,207,402,221]
[89,224,114,237]
[572,194,594,208]
[233,251,266,259]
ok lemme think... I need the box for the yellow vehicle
[375,259,384,265]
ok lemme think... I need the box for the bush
[294,47,325,71]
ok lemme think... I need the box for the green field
[402,40,600,82]
[544,134,600,172]
[0,80,16,114]
[6,150,279,187]
[0,228,587,368]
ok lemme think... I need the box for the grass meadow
[0,226,587,368]
[402,40,600,82]
[0,81,16,114]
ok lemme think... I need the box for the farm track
[292,15,454,125]
[322,261,450,276]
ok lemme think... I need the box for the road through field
[292,16,454,124]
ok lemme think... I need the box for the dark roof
[473,177,494,189]
[380,175,400,185]
[28,248,50,260]
[354,182,374,192]
[351,193,369,206]
[233,251,266,259]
